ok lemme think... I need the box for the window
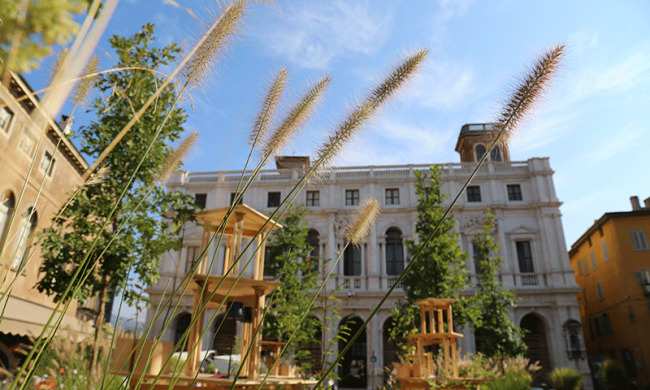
[385,228,404,276]
[306,190,320,207]
[583,257,589,275]
[0,106,14,132]
[345,189,359,206]
[591,251,597,270]
[307,229,320,271]
[596,281,604,301]
[507,184,522,201]
[582,288,588,305]
[385,188,400,205]
[19,130,36,156]
[588,317,594,340]
[0,191,16,249]
[11,208,37,271]
[39,151,56,177]
[602,241,610,261]
[475,145,486,161]
[628,306,636,323]
[466,186,481,202]
[230,192,242,205]
[577,260,583,276]
[622,348,638,378]
[490,146,502,162]
[264,246,275,277]
[593,316,601,338]
[194,193,207,209]
[516,241,534,273]
[184,246,201,273]
[267,192,281,208]
[602,312,612,335]
[630,230,649,251]
[344,245,361,276]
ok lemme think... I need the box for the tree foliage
[262,204,321,372]
[37,24,196,307]
[471,210,526,357]
[0,0,87,74]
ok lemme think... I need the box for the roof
[454,123,498,152]
[196,204,282,238]
[569,208,650,257]
[413,298,458,308]
[275,155,310,169]
[189,276,279,305]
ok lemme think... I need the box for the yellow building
[0,73,92,369]
[569,196,650,388]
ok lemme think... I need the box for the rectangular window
[594,316,602,338]
[630,230,649,251]
[194,193,207,209]
[582,287,588,305]
[588,317,594,340]
[306,190,320,207]
[345,189,359,206]
[577,260,583,276]
[267,192,281,208]
[628,306,636,323]
[602,312,612,335]
[184,246,201,273]
[466,186,481,202]
[516,241,534,273]
[602,241,610,261]
[591,251,597,270]
[39,151,56,177]
[583,257,589,276]
[19,130,36,156]
[596,281,604,301]
[507,184,523,201]
[0,105,14,132]
[230,192,242,205]
[385,188,400,205]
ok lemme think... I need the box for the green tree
[36,24,197,378]
[471,210,526,357]
[0,0,87,75]
[262,204,321,374]
[390,165,476,355]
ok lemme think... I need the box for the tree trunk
[89,273,109,384]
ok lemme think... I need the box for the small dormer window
[475,145,486,161]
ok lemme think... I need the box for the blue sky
[26,0,650,250]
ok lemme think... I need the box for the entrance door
[521,314,551,385]
[339,316,367,388]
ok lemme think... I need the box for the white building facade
[146,124,591,388]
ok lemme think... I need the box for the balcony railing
[176,160,538,185]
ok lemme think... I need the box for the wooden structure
[184,204,282,379]
[406,298,463,379]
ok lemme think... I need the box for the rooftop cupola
[454,123,510,163]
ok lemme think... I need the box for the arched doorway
[212,313,237,355]
[521,313,551,384]
[339,316,367,388]
[382,317,400,381]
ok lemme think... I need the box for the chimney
[644,197,650,209]
[631,196,641,211]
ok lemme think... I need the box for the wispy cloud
[257,1,393,70]
[405,60,478,111]
[579,121,647,166]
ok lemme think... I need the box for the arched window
[475,145,486,161]
[173,312,192,349]
[490,145,502,161]
[344,245,361,276]
[563,320,586,360]
[0,191,16,248]
[307,229,320,272]
[385,228,404,276]
[11,207,37,270]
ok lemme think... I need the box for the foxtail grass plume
[182,0,247,89]
[492,45,565,145]
[316,49,427,167]
[344,198,380,245]
[49,49,69,85]
[72,55,98,106]
[85,166,110,187]
[261,75,330,157]
[250,68,287,144]
[156,131,198,181]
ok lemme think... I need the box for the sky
[25,0,650,252]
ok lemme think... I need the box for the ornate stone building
[146,123,591,388]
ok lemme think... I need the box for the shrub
[602,360,635,390]
[484,370,531,390]
[550,367,584,390]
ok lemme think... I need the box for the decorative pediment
[506,225,537,235]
